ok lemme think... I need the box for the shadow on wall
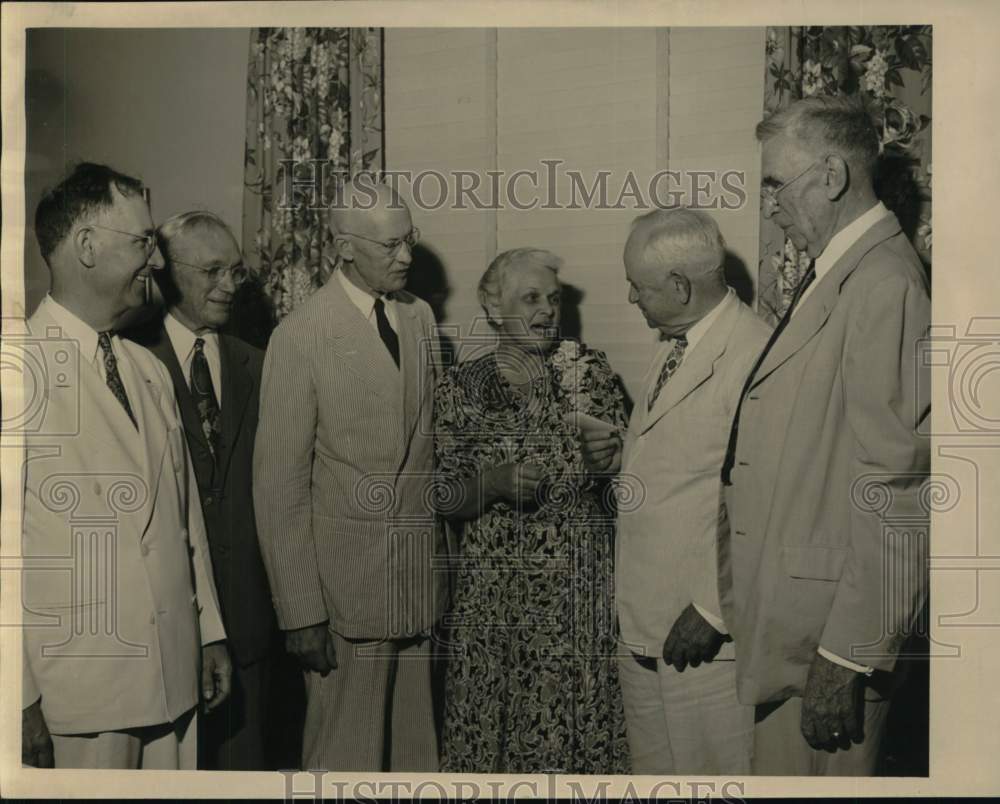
[724,250,754,308]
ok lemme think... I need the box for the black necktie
[191,337,222,457]
[374,298,400,369]
[97,331,138,430]
[721,263,816,486]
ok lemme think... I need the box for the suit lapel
[639,294,738,435]
[217,335,252,485]
[395,300,423,442]
[115,342,168,539]
[323,279,403,411]
[751,213,903,389]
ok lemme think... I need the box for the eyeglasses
[760,158,826,212]
[82,224,158,256]
[169,258,249,286]
[339,227,420,255]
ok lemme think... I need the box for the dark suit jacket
[127,318,277,666]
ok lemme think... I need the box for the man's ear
[823,154,850,200]
[72,226,97,268]
[670,271,692,305]
[333,233,354,263]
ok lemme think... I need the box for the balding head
[330,179,418,297]
[623,208,729,337]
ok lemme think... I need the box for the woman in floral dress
[434,247,631,774]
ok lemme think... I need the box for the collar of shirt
[164,312,221,398]
[41,294,103,368]
[681,287,735,353]
[336,268,398,331]
[797,201,890,313]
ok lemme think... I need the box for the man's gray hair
[756,95,880,179]
[157,210,235,261]
[478,247,562,322]
[630,208,725,277]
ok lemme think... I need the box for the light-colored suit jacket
[616,292,771,660]
[254,277,447,640]
[21,298,225,735]
[720,213,931,705]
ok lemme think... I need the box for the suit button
[204,495,214,506]
[141,544,150,557]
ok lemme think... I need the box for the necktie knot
[194,336,205,352]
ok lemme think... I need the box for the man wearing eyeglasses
[124,211,281,770]
[717,96,930,774]
[20,163,229,769]
[253,178,446,771]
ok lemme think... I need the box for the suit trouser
[301,631,438,772]
[199,655,271,770]
[618,652,754,775]
[50,707,197,769]
[752,692,890,775]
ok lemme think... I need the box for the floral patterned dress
[435,340,631,774]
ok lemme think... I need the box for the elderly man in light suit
[592,208,770,774]
[719,96,931,775]
[20,163,229,769]
[254,179,446,771]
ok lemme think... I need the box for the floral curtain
[238,27,384,341]
[757,26,932,323]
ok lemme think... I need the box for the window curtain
[757,26,932,324]
[237,27,384,342]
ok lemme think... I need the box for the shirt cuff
[692,603,729,635]
[818,646,875,675]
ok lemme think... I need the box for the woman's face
[491,261,562,354]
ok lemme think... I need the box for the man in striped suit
[253,180,447,771]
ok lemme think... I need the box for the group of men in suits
[595,94,930,775]
[21,94,928,776]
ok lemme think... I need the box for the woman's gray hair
[478,247,562,325]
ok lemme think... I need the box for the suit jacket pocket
[781,545,848,581]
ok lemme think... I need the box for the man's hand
[286,621,338,676]
[662,603,729,672]
[489,463,546,507]
[801,652,865,751]
[22,699,53,768]
[201,641,233,713]
[580,429,622,475]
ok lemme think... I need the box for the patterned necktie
[721,263,816,485]
[191,337,222,456]
[374,297,400,369]
[97,331,138,430]
[648,335,687,412]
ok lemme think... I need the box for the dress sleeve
[579,347,629,431]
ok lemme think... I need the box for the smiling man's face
[167,225,243,332]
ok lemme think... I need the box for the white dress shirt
[336,267,399,333]
[164,312,222,406]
